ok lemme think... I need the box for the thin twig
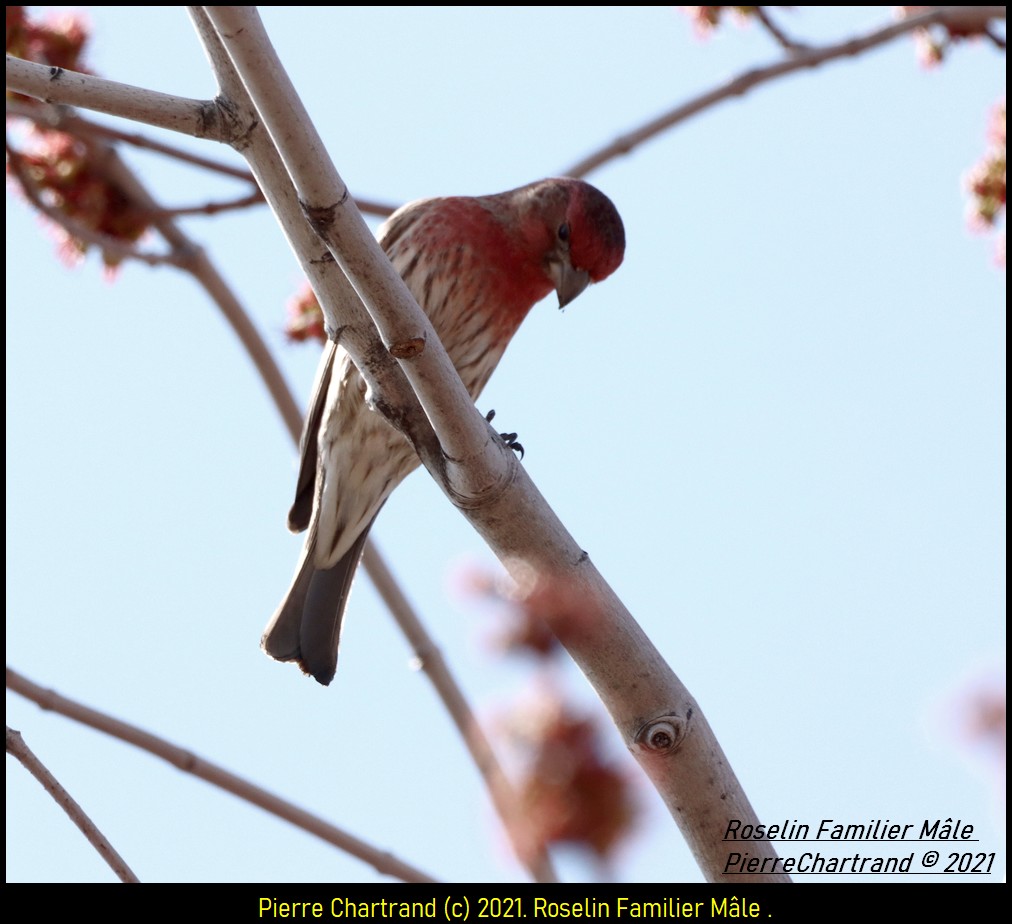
[7,669,437,882]
[154,190,265,217]
[7,725,141,883]
[564,6,1006,178]
[984,26,1006,50]
[152,190,393,220]
[361,543,558,882]
[6,137,185,268]
[753,7,808,53]
[68,134,306,435]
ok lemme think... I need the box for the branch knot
[388,336,426,359]
[635,713,690,754]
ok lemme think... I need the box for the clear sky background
[6,7,1006,883]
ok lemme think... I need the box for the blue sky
[6,7,1005,883]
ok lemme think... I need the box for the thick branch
[201,6,787,882]
[187,8,554,882]
[202,7,508,503]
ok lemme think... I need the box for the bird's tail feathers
[261,526,372,686]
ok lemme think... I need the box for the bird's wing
[287,339,337,533]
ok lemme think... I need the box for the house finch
[263,178,625,685]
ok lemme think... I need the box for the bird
[262,177,625,685]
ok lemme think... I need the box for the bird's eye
[558,222,571,243]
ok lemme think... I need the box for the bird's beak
[549,259,591,308]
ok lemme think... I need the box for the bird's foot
[485,409,525,460]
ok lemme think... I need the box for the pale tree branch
[203,6,517,504]
[6,96,253,180]
[201,5,787,882]
[184,11,428,447]
[6,57,400,219]
[7,668,437,883]
[564,6,1006,178]
[6,725,140,884]
[7,95,400,218]
[5,52,219,138]
[188,7,556,883]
